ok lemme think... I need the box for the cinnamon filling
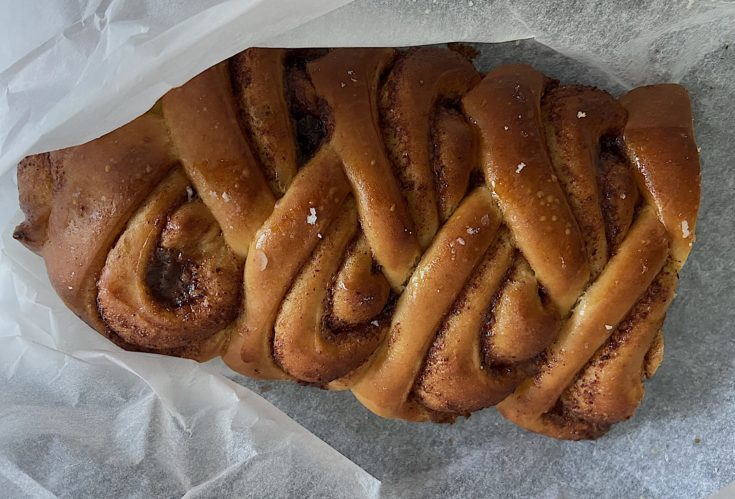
[145,247,202,309]
[285,49,330,165]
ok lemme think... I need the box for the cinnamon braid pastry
[14,46,700,439]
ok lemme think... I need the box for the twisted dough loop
[97,170,242,351]
[15,47,700,439]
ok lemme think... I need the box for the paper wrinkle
[0,337,381,497]
[0,0,354,175]
[1,0,735,497]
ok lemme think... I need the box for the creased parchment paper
[1,1,734,497]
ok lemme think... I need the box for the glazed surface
[15,47,700,439]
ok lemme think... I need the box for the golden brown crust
[432,108,477,221]
[20,113,177,331]
[619,84,700,267]
[97,170,242,350]
[330,234,390,327]
[497,207,671,438]
[14,153,53,253]
[273,201,387,383]
[561,261,677,425]
[414,230,523,414]
[230,48,297,195]
[542,85,627,277]
[351,187,503,420]
[15,47,700,440]
[380,47,480,248]
[462,65,590,313]
[308,49,421,290]
[161,64,275,258]
[222,146,351,379]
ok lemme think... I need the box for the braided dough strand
[309,49,421,290]
[223,147,351,379]
[97,169,241,356]
[463,65,590,313]
[351,187,502,420]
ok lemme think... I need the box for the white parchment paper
[1,0,734,497]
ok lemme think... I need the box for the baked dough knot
[14,47,700,439]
